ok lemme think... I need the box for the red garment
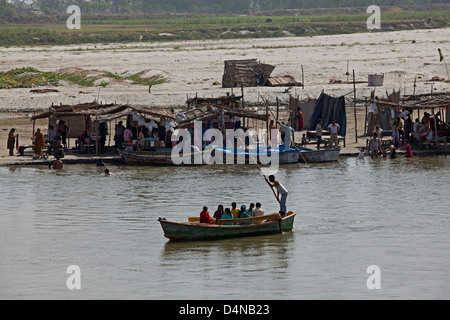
[296,111,304,131]
[200,210,214,224]
[405,144,413,158]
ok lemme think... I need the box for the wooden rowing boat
[118,148,205,166]
[158,211,296,241]
[300,147,340,162]
[213,145,340,164]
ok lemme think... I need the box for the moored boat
[158,211,296,241]
[300,147,340,162]
[118,148,205,166]
[213,145,340,164]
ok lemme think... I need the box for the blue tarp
[308,92,346,137]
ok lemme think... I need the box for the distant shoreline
[1,5,450,47]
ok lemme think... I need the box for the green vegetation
[104,71,165,86]
[0,3,449,46]
[7,0,450,16]
[0,67,60,89]
[0,67,166,89]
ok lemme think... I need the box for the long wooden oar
[238,137,280,204]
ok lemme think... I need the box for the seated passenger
[220,208,233,225]
[199,206,214,224]
[239,205,251,218]
[238,205,251,225]
[230,202,240,219]
[252,202,264,215]
[213,205,224,222]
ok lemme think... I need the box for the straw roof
[177,104,268,127]
[371,92,450,110]
[30,101,176,122]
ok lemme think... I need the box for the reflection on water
[0,156,449,299]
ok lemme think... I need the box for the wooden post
[265,100,269,145]
[364,98,368,136]
[276,97,280,124]
[353,69,358,143]
[221,109,225,136]
[432,108,439,149]
[346,60,349,83]
[301,64,304,89]
[95,116,98,154]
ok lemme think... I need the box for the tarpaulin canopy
[308,92,346,136]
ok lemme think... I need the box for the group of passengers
[199,202,264,225]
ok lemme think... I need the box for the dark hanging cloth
[308,92,347,136]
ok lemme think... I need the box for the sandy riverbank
[1,28,449,111]
[1,28,449,163]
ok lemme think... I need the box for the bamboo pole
[353,69,358,143]
[276,97,280,124]
[301,64,304,89]
[432,108,439,149]
[265,100,269,145]
[238,136,280,204]
[364,98,368,136]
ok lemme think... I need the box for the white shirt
[275,182,288,194]
[328,123,340,134]
[252,207,264,217]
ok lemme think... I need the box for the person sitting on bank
[301,133,309,147]
[53,142,65,158]
[200,206,214,224]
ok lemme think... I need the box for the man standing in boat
[268,175,288,216]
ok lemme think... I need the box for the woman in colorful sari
[33,128,45,157]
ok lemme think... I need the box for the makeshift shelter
[222,59,276,88]
[366,92,450,149]
[30,101,177,152]
[186,94,243,109]
[31,102,175,135]
[181,96,269,133]
[308,92,347,136]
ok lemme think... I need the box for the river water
[0,155,449,299]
